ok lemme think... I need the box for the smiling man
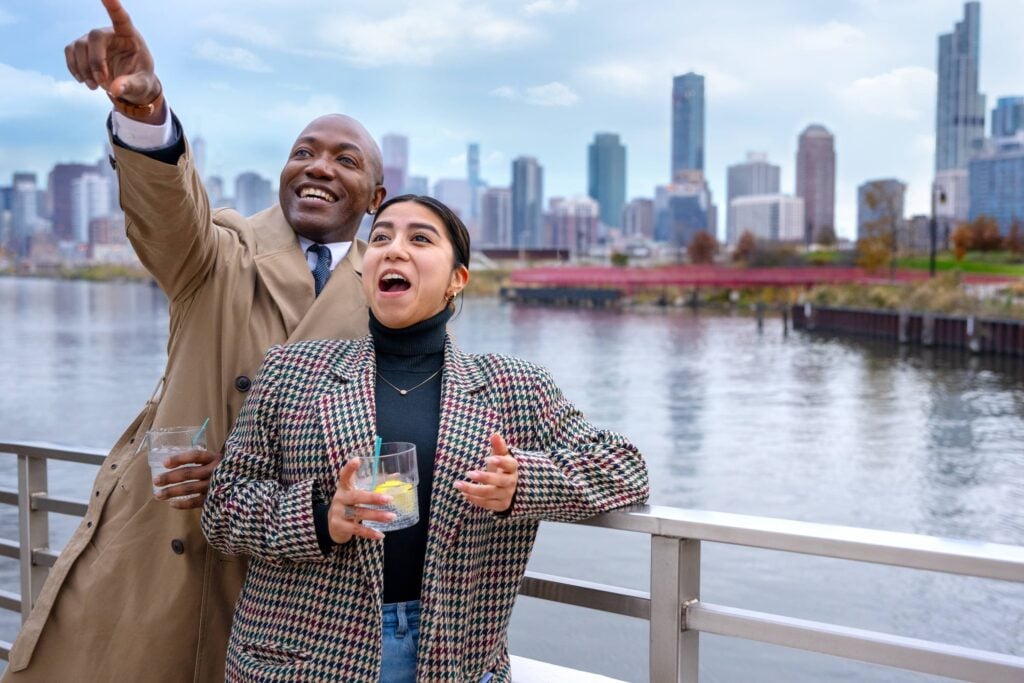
[2,1,384,682]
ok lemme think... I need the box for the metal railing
[2,441,1024,681]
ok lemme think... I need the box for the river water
[1,277,1022,681]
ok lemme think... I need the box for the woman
[201,195,649,682]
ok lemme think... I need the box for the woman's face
[364,201,469,329]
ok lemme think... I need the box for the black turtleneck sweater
[314,307,449,604]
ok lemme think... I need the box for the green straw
[371,436,382,489]
[191,417,210,448]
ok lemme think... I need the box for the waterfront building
[726,152,780,245]
[904,215,931,253]
[70,173,111,245]
[432,178,472,219]
[671,73,705,180]
[382,133,409,197]
[857,179,906,241]
[730,194,805,243]
[622,198,655,240]
[11,172,40,257]
[405,175,429,197]
[654,171,716,247]
[512,156,543,248]
[47,163,95,242]
[992,97,1024,138]
[968,133,1024,233]
[795,124,837,245]
[481,187,512,248]
[546,196,600,255]
[233,172,273,218]
[467,143,482,221]
[935,2,985,173]
[587,132,626,229]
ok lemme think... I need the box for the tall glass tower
[511,156,543,249]
[587,133,626,229]
[671,73,705,180]
[935,2,985,172]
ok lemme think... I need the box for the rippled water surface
[1,278,1022,681]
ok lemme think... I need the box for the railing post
[650,536,700,682]
[17,452,49,622]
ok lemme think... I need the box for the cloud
[0,63,104,119]
[318,3,537,67]
[795,21,866,51]
[524,0,579,16]
[264,94,346,127]
[835,66,935,121]
[197,16,284,49]
[490,82,579,107]
[194,40,272,73]
[580,60,748,100]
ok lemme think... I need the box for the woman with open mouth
[202,194,649,683]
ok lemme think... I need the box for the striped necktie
[309,244,332,296]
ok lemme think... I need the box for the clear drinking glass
[355,442,419,532]
[145,425,207,500]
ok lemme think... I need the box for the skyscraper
[467,143,481,220]
[969,133,1024,233]
[726,152,780,244]
[481,187,512,247]
[587,133,626,229]
[234,172,273,217]
[48,163,95,241]
[731,194,805,243]
[935,2,985,172]
[11,173,39,257]
[382,134,409,198]
[432,178,472,218]
[622,198,655,239]
[992,97,1024,138]
[671,73,705,180]
[546,196,600,255]
[511,156,543,249]
[70,172,111,244]
[795,124,836,245]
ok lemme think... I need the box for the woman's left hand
[457,433,518,513]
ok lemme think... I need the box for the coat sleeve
[503,363,649,523]
[111,114,219,305]
[201,345,327,564]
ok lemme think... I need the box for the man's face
[279,115,385,243]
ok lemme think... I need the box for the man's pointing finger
[101,0,135,37]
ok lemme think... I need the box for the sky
[1,0,1022,239]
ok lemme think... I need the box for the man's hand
[153,449,221,510]
[456,433,518,513]
[327,458,396,544]
[65,0,163,121]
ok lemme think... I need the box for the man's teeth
[299,188,336,202]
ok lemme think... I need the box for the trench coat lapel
[316,337,382,587]
[424,338,501,560]
[289,241,367,343]
[250,205,313,337]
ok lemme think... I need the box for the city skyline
[1,1,1023,239]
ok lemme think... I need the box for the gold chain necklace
[377,368,443,396]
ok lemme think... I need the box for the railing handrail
[1,440,1022,682]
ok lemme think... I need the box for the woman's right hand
[328,458,395,543]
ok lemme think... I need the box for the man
[3,1,385,680]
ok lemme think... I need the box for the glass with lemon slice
[355,442,419,532]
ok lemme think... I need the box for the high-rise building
[546,196,600,255]
[382,134,409,197]
[511,156,543,248]
[730,194,805,243]
[671,73,705,180]
[726,152,780,244]
[234,172,273,217]
[432,178,472,218]
[969,133,1024,233]
[795,124,837,245]
[857,179,906,240]
[11,173,40,257]
[935,2,985,172]
[467,143,482,221]
[206,176,227,208]
[654,171,716,248]
[48,164,95,241]
[405,175,429,196]
[622,198,655,239]
[992,97,1024,138]
[587,133,626,229]
[481,187,512,247]
[70,173,111,244]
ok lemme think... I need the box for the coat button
[171,539,185,555]
[234,375,252,392]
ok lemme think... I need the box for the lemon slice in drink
[373,480,416,513]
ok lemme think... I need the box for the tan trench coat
[4,131,370,682]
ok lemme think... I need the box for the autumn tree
[815,224,837,247]
[951,224,973,261]
[687,230,718,264]
[856,236,890,272]
[859,180,905,280]
[733,230,756,263]
[966,215,1003,251]
[1006,218,1024,260]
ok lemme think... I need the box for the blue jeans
[379,600,493,683]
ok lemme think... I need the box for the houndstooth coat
[201,333,649,682]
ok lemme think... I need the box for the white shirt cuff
[111,107,176,151]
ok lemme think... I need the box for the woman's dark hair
[372,194,471,269]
